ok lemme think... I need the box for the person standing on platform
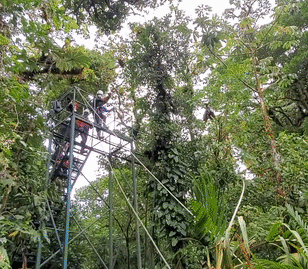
[91,90,113,139]
[76,109,92,153]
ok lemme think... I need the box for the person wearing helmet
[97,90,104,96]
[76,109,93,153]
[91,90,113,139]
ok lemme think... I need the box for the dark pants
[94,108,106,137]
[76,128,89,152]
[76,128,89,145]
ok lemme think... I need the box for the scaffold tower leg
[35,237,42,269]
[63,113,76,269]
[109,155,114,269]
[132,142,142,269]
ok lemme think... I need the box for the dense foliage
[1,0,308,268]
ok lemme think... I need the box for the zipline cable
[130,152,193,216]
[76,87,193,216]
[40,217,101,267]
[99,128,193,216]
[80,171,138,247]
[107,157,171,269]
[72,214,108,269]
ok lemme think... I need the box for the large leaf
[192,168,228,240]
[0,247,11,269]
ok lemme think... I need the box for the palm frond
[255,259,291,269]
[191,168,228,240]
[283,224,308,256]
[286,203,308,234]
[279,236,292,265]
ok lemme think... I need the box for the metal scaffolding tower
[35,86,141,269]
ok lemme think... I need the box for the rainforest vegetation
[1,0,308,268]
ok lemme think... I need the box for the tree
[0,0,141,267]
[194,0,293,201]
[123,9,200,266]
[63,0,173,34]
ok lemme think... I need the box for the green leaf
[0,34,10,45]
[163,202,168,209]
[0,246,11,269]
[63,18,79,33]
[267,222,282,241]
[171,148,178,155]
[279,236,291,264]
[171,237,178,247]
[52,16,62,30]
[169,231,176,237]
[238,216,250,255]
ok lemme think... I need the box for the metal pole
[132,142,142,269]
[149,175,156,269]
[46,200,63,250]
[63,99,76,269]
[41,217,101,267]
[108,155,114,269]
[35,237,42,269]
[45,135,52,183]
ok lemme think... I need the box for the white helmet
[97,90,103,96]
[84,109,90,115]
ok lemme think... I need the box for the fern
[54,48,91,71]
[264,205,308,268]
[286,203,308,233]
[267,221,283,241]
